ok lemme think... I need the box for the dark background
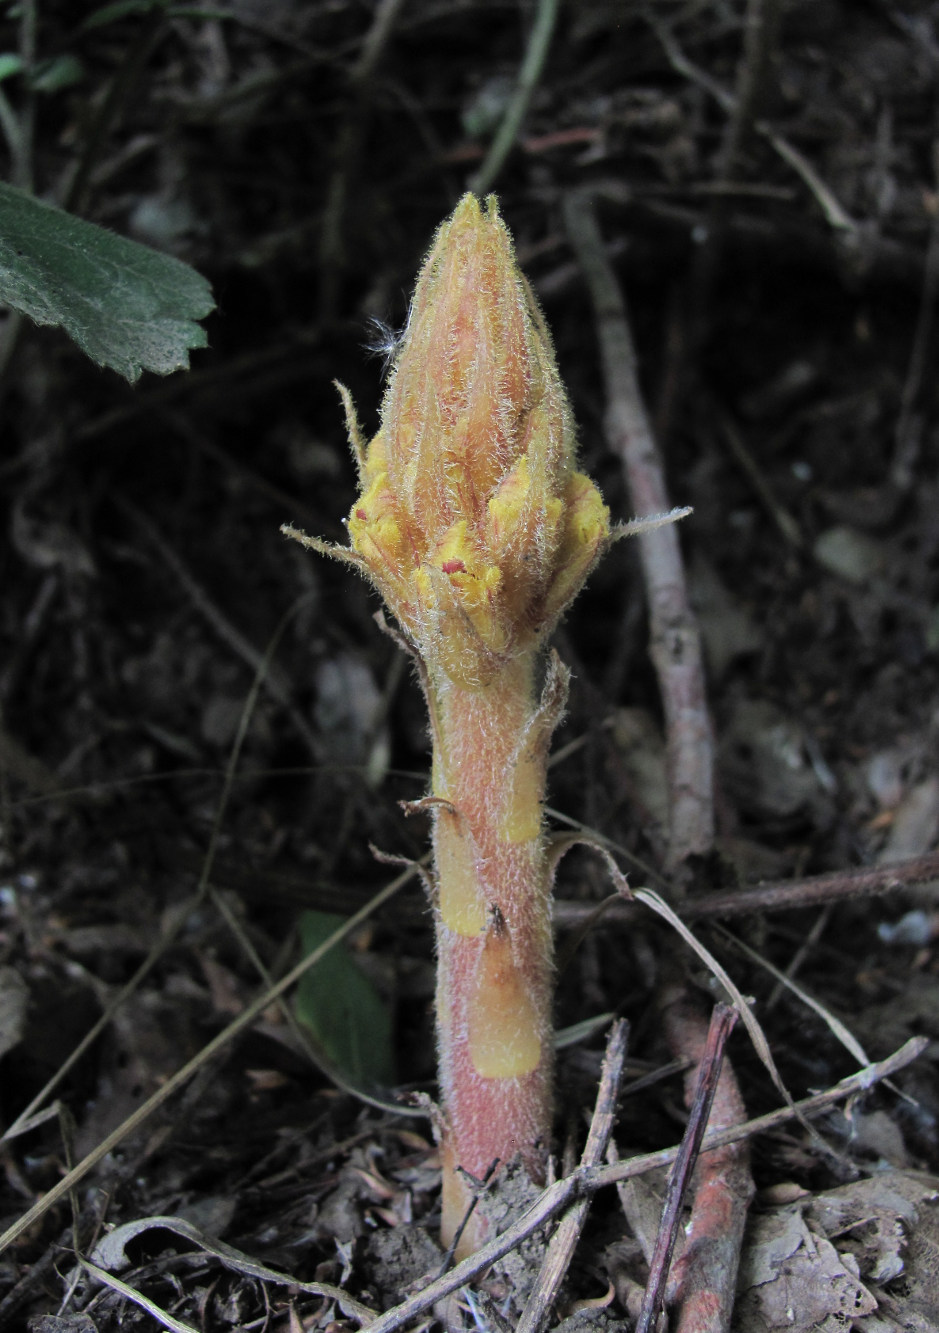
[1,1,938,1326]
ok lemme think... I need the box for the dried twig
[553,849,939,929]
[62,7,164,214]
[712,405,803,549]
[318,0,407,314]
[360,1037,925,1333]
[468,0,560,195]
[117,495,320,762]
[636,1004,738,1333]
[564,187,714,868]
[892,186,939,490]
[687,0,780,348]
[516,1020,629,1333]
[685,852,939,919]
[78,1259,200,1333]
[647,12,856,237]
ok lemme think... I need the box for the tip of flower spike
[449,192,496,224]
[451,192,483,224]
[441,193,508,253]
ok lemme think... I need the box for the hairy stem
[429,650,559,1252]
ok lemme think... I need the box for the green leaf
[29,54,86,94]
[0,182,214,381]
[0,53,23,83]
[83,0,170,28]
[295,911,395,1088]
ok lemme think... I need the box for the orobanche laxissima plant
[286,194,610,1254]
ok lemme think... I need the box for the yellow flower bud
[342,193,609,686]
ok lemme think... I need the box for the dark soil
[1,3,938,1330]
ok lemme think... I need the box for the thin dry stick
[713,405,803,549]
[659,985,755,1333]
[118,496,320,761]
[554,848,939,928]
[62,7,164,214]
[516,1019,629,1333]
[686,0,780,346]
[892,184,939,491]
[636,1004,737,1333]
[763,904,833,1013]
[564,187,714,868]
[361,1036,925,1333]
[78,1259,199,1333]
[716,922,867,1066]
[647,12,856,237]
[468,0,560,195]
[76,325,324,446]
[160,406,323,529]
[684,851,939,919]
[318,0,407,315]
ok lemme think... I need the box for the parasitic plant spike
[285,194,609,1255]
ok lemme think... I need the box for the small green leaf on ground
[29,54,86,94]
[0,182,214,382]
[295,911,395,1087]
[83,1,173,31]
[0,54,24,83]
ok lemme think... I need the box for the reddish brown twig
[637,1003,738,1333]
[443,126,602,166]
[564,187,714,869]
[685,851,939,919]
[553,848,939,929]
[659,984,755,1333]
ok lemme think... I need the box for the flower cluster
[344,194,608,687]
